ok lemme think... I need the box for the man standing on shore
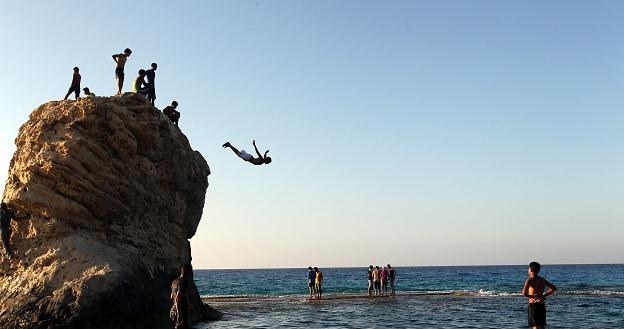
[307,266,316,298]
[112,48,132,95]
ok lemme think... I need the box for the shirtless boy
[112,48,132,95]
[222,140,272,165]
[522,262,557,329]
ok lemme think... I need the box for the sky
[1,1,623,269]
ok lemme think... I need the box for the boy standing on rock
[145,63,157,105]
[63,67,81,100]
[112,48,132,95]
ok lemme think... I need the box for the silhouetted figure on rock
[223,140,272,165]
[133,69,152,97]
[112,48,132,95]
[83,87,96,97]
[63,67,81,100]
[163,101,180,125]
[145,62,157,105]
[171,264,192,329]
[1,202,29,260]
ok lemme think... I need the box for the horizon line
[194,262,624,271]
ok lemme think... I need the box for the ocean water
[194,264,624,328]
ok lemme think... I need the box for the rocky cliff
[0,94,220,328]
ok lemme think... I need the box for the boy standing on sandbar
[112,48,132,95]
[63,67,81,100]
[522,261,557,329]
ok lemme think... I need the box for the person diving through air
[222,140,272,165]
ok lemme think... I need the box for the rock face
[0,94,219,328]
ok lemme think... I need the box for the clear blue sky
[1,1,623,269]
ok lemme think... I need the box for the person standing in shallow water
[112,48,132,95]
[367,265,374,296]
[522,261,557,329]
[171,264,192,329]
[307,266,316,298]
[372,266,381,296]
[63,67,81,100]
[387,264,396,295]
[380,266,388,294]
[314,267,324,299]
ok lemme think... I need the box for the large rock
[0,94,220,328]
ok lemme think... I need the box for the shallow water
[194,264,624,328]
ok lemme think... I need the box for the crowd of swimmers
[61,48,180,126]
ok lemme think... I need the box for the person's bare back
[113,53,128,69]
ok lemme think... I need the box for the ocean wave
[201,289,624,302]
[566,290,624,296]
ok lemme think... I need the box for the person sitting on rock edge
[163,101,181,125]
[63,67,81,100]
[1,202,29,260]
[133,69,151,97]
[222,140,272,165]
[170,264,192,329]
[82,87,96,97]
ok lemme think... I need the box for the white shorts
[238,150,253,161]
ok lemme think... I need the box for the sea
[194,264,624,328]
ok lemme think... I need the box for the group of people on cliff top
[62,47,272,166]
[368,264,396,296]
[62,48,181,126]
[307,266,324,299]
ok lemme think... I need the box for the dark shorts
[67,85,80,97]
[375,281,381,289]
[308,280,314,288]
[147,84,156,100]
[115,67,124,79]
[528,303,546,327]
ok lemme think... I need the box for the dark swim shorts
[67,85,80,98]
[115,67,124,79]
[528,303,546,327]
